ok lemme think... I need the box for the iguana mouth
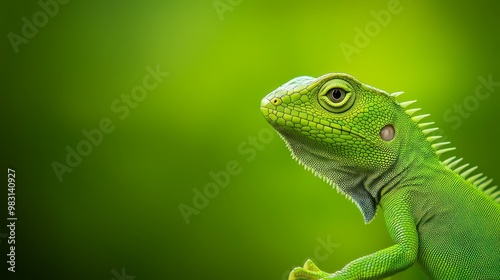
[261,107,367,140]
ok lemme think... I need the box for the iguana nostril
[380,124,395,141]
[271,97,282,106]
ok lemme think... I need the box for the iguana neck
[277,120,439,223]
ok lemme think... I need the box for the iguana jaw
[261,107,367,140]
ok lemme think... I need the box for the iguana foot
[288,259,331,280]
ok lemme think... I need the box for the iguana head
[261,73,434,222]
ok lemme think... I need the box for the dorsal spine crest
[396,98,499,203]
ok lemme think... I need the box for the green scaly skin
[260,73,500,280]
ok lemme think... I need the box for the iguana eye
[327,88,346,103]
[318,79,355,113]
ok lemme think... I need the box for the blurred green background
[2,0,499,279]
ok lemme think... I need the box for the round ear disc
[380,124,395,141]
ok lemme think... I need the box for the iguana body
[260,73,500,279]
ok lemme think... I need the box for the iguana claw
[288,259,331,280]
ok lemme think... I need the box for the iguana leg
[290,190,418,280]
[331,190,418,279]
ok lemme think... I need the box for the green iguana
[260,73,500,279]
